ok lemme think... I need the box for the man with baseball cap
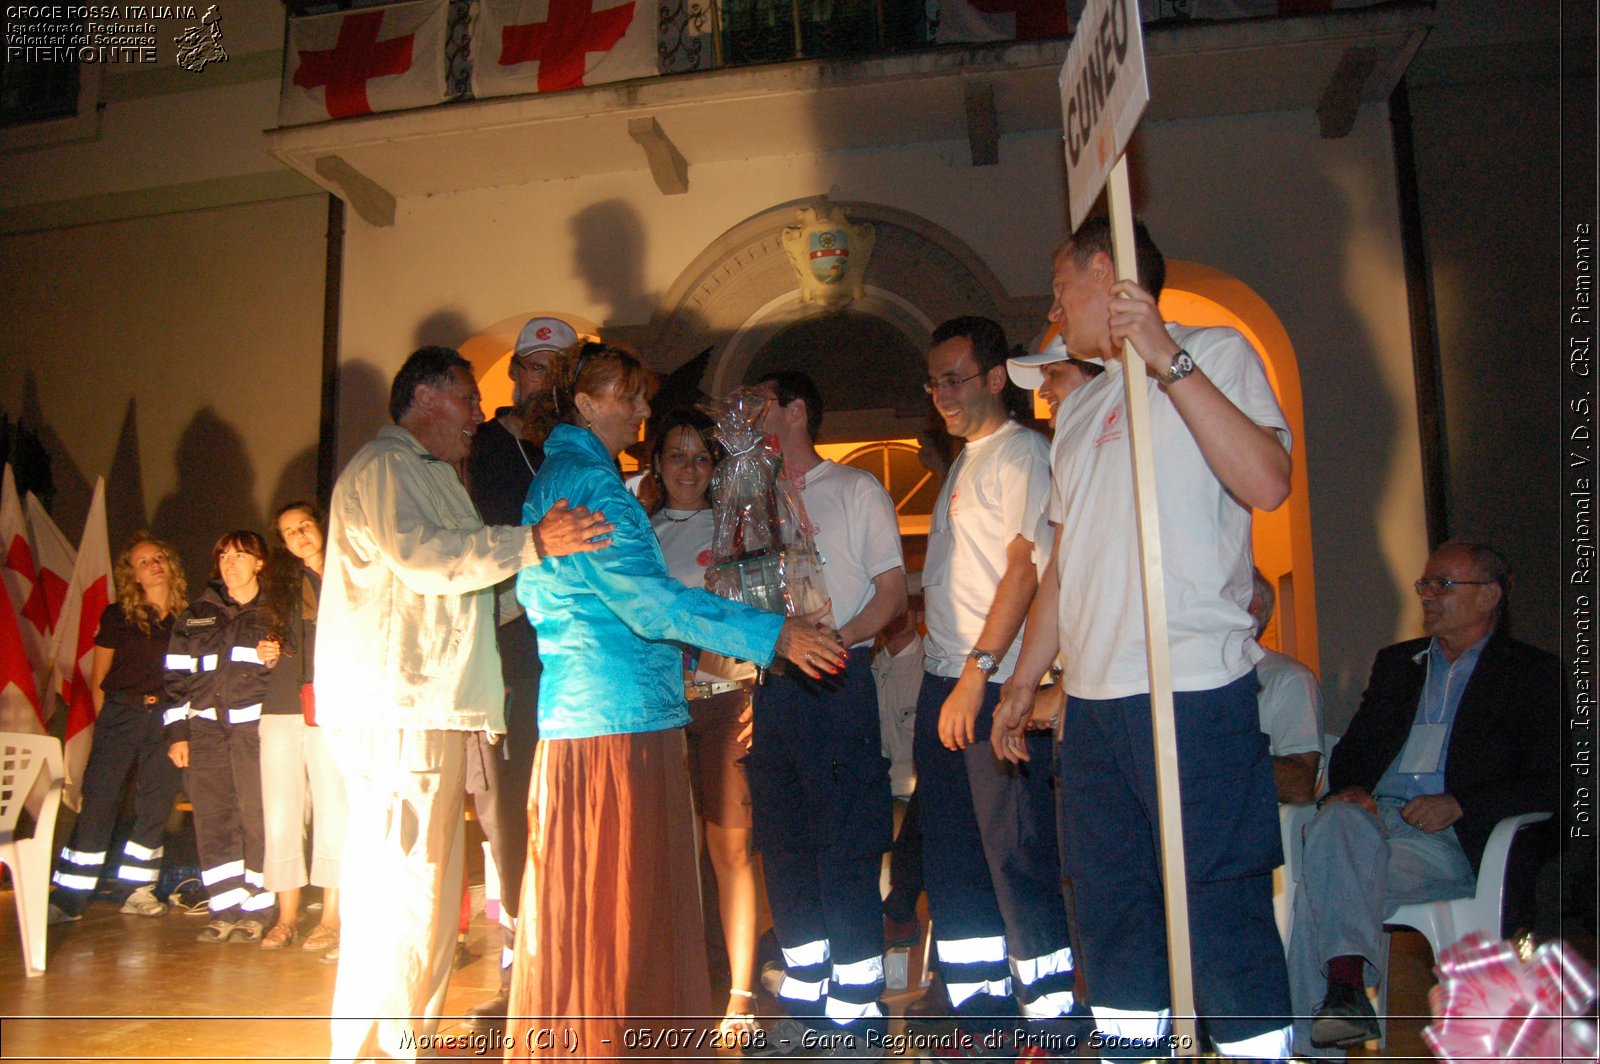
[461,315,577,1032]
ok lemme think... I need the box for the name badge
[1396,721,1449,775]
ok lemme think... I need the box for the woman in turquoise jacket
[507,342,846,1059]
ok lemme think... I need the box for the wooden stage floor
[0,880,1451,1063]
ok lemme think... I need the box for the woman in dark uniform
[49,532,189,922]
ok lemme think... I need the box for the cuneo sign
[1059,0,1149,232]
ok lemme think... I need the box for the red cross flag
[50,479,111,811]
[936,0,1069,43]
[280,0,449,126]
[23,490,74,692]
[0,466,44,734]
[472,0,657,100]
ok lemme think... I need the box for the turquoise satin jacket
[518,424,784,740]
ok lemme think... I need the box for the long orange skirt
[506,728,715,1061]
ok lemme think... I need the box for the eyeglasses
[510,355,550,376]
[923,371,984,395]
[1413,577,1494,596]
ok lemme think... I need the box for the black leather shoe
[461,992,509,1034]
[1310,981,1380,1048]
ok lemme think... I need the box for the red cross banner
[49,478,111,812]
[280,0,449,127]
[0,466,44,735]
[935,0,1070,44]
[472,0,658,100]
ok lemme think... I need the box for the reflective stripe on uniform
[201,859,244,886]
[228,704,262,724]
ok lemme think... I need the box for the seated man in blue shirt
[1289,541,1560,1055]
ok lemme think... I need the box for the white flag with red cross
[280,0,450,126]
[472,0,658,99]
[935,0,1070,43]
[23,490,74,701]
[0,466,44,734]
[50,479,112,811]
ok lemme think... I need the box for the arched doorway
[1163,262,1319,673]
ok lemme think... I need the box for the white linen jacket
[314,424,539,733]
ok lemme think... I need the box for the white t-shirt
[873,632,923,799]
[923,419,1051,683]
[1051,323,1291,699]
[650,507,757,683]
[797,460,906,648]
[1255,648,1324,760]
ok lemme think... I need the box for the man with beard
[462,316,577,1032]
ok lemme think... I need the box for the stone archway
[643,198,1044,439]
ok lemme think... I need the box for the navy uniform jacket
[1328,632,1561,874]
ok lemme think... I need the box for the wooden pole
[1104,155,1198,1055]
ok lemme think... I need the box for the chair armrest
[1478,811,1552,912]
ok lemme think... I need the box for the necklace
[659,508,706,524]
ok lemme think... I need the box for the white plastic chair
[0,732,65,977]
[1373,809,1552,1043]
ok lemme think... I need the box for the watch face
[976,652,997,673]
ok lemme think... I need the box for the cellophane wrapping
[704,389,832,624]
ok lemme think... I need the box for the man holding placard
[995,217,1294,1059]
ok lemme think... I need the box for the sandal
[261,922,298,950]
[229,918,266,943]
[718,988,758,1043]
[302,923,339,952]
[197,919,236,943]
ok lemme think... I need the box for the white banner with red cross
[280,0,450,126]
[471,0,658,99]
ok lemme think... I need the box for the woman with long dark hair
[49,532,189,922]
[644,408,762,1039]
[257,501,345,952]
[163,529,279,943]
[507,343,847,1058]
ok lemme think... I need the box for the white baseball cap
[1005,331,1069,390]
[514,316,578,358]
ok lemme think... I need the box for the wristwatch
[1158,348,1196,386]
[968,649,999,677]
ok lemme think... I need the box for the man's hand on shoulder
[1400,793,1463,833]
[531,499,614,559]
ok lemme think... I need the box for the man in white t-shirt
[916,316,1079,1054]
[1248,568,1324,804]
[995,217,1295,1060]
[745,371,908,1058]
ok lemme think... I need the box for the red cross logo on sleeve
[293,10,416,119]
[964,0,1067,40]
[500,0,636,93]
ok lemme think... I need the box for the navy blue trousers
[1058,671,1290,1048]
[749,649,892,1032]
[916,673,1074,1027]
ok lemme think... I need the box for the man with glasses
[744,370,907,1058]
[1287,540,1559,1056]
[460,316,576,1032]
[914,316,1081,1056]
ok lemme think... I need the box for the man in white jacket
[316,346,610,1062]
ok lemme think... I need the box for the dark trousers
[748,649,892,1032]
[917,674,1075,1023]
[1058,671,1290,1048]
[882,789,923,924]
[52,696,182,915]
[186,716,271,921]
[468,670,539,991]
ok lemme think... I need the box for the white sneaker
[120,884,167,917]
